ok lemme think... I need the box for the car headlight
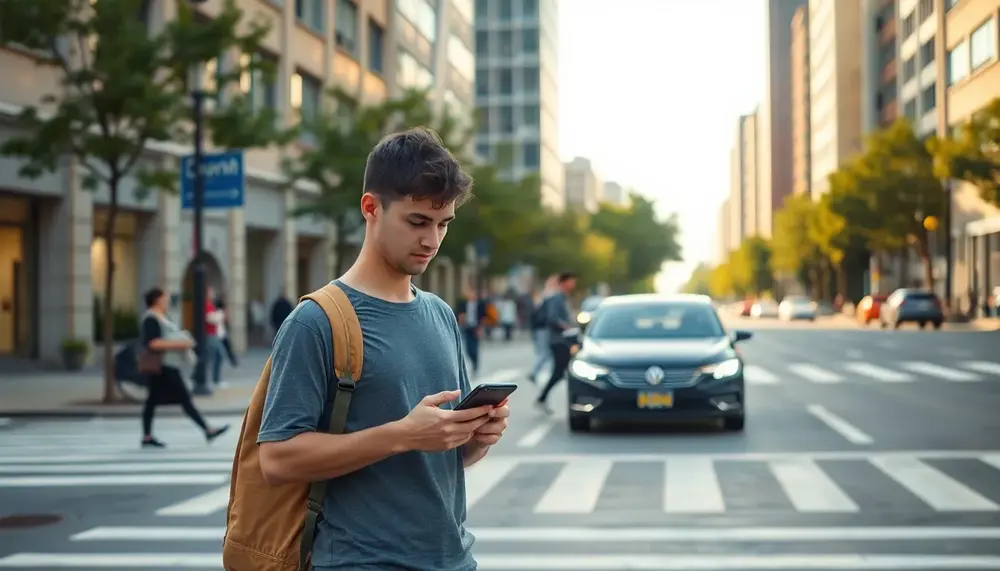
[577,311,591,324]
[569,359,609,382]
[699,358,741,380]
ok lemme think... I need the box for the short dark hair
[363,127,473,209]
[144,287,165,308]
[558,272,577,283]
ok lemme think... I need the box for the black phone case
[455,383,517,410]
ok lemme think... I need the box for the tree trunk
[917,235,935,292]
[809,265,821,301]
[835,262,847,300]
[102,180,120,404]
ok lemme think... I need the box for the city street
[1,323,999,570]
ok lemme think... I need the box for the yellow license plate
[637,392,674,409]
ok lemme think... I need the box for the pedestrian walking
[136,287,230,449]
[223,127,510,571]
[535,271,578,414]
[527,274,558,383]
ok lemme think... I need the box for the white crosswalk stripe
[788,363,843,383]
[902,361,981,382]
[736,360,1000,386]
[842,362,913,383]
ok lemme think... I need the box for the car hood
[577,337,734,368]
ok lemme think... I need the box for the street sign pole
[190,88,210,396]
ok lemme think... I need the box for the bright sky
[557,0,765,293]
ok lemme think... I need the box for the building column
[227,207,247,353]
[37,159,93,362]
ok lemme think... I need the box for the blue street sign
[180,150,245,209]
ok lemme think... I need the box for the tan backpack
[222,282,364,571]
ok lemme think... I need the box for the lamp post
[188,0,211,396]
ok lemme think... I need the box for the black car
[565,294,752,433]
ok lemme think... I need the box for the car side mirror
[733,330,752,343]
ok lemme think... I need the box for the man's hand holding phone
[396,390,493,452]
[471,398,509,445]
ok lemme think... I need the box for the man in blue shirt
[256,128,510,570]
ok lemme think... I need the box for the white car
[778,296,817,321]
[750,300,779,318]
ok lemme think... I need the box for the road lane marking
[663,456,725,513]
[902,361,980,382]
[789,363,842,383]
[465,456,518,509]
[844,362,913,383]
[870,456,999,511]
[963,361,1000,376]
[9,552,1000,570]
[806,405,874,445]
[980,454,1000,472]
[768,458,858,512]
[68,525,1000,542]
[0,474,227,487]
[516,420,554,448]
[743,365,779,385]
[0,462,230,474]
[534,458,612,514]
[155,485,231,516]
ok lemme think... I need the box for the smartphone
[454,383,518,411]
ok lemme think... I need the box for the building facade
[474,0,562,212]
[895,0,941,136]
[861,0,899,132]
[941,0,1000,311]
[601,181,628,207]
[758,0,807,236]
[0,0,471,363]
[809,0,864,199]
[717,198,732,264]
[726,111,759,252]
[563,157,602,213]
[790,5,812,198]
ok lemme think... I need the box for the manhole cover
[0,514,63,529]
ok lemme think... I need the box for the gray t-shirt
[257,280,476,571]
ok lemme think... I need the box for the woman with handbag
[138,287,229,448]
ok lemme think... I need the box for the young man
[256,128,510,571]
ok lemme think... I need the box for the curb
[0,406,249,420]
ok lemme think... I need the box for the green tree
[771,194,824,297]
[681,263,713,296]
[709,262,736,299]
[729,237,773,296]
[0,0,286,402]
[929,96,1000,207]
[285,87,473,275]
[589,194,683,292]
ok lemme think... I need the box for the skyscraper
[474,0,563,211]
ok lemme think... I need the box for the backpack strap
[295,282,364,571]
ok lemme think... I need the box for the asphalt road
[1,323,999,570]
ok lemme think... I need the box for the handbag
[137,347,163,375]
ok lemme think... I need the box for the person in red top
[203,287,227,388]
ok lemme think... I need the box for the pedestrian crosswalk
[743,359,1000,385]
[3,449,1000,569]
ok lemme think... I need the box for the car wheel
[568,414,590,432]
[723,415,745,431]
[933,320,942,330]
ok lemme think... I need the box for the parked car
[856,294,888,325]
[778,295,817,321]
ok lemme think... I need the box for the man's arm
[450,315,491,467]
[257,311,411,486]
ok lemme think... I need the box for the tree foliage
[0,0,287,401]
[930,97,1000,207]
[589,195,683,293]
[680,263,712,296]
[728,236,772,296]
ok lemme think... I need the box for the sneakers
[140,424,230,449]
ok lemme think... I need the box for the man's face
[371,195,456,276]
[562,278,577,293]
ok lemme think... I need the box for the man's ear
[361,192,379,222]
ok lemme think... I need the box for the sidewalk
[0,336,536,419]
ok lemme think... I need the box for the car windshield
[580,296,604,312]
[587,303,726,340]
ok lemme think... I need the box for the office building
[809,0,864,198]
[0,0,472,363]
[861,0,899,133]
[728,111,759,250]
[942,0,999,311]
[718,198,733,263]
[790,5,812,198]
[894,0,941,136]
[759,0,807,236]
[563,157,602,213]
[474,0,563,212]
[601,181,628,207]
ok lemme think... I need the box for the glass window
[397,0,437,42]
[587,304,726,340]
[240,52,278,111]
[368,19,384,73]
[521,28,538,54]
[476,67,489,94]
[476,31,489,56]
[970,18,997,70]
[447,34,474,82]
[397,49,434,90]
[521,142,539,169]
[521,104,539,126]
[499,0,512,19]
[291,71,321,124]
[499,68,512,93]
[475,0,487,20]
[947,41,969,85]
[336,0,359,55]
[522,66,538,93]
[452,0,473,24]
[921,82,936,113]
[444,89,471,123]
[499,105,513,132]
[295,0,325,33]
[522,0,537,16]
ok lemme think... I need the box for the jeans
[529,328,551,379]
[463,327,480,373]
[206,335,225,384]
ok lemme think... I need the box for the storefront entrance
[0,193,36,358]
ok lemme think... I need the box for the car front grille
[609,367,702,389]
